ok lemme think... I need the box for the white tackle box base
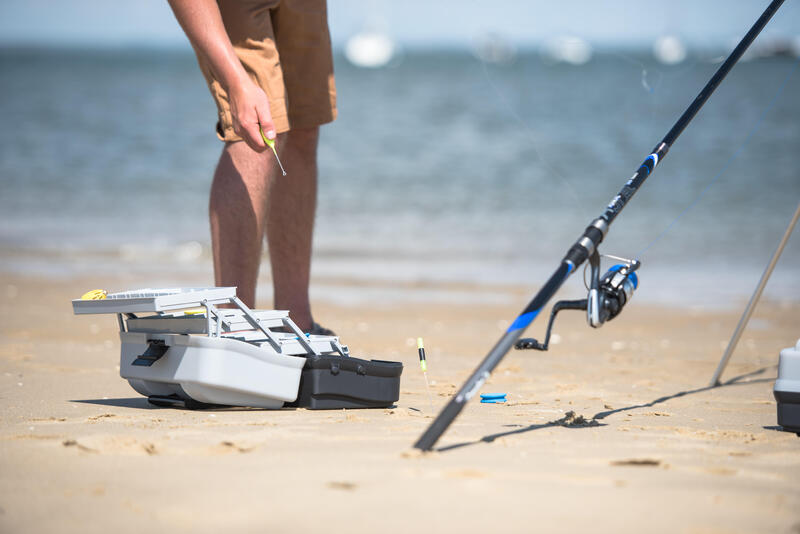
[73,287,349,408]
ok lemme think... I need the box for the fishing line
[479,52,676,212]
[610,52,664,95]
[478,58,583,207]
[610,52,668,145]
[636,57,800,258]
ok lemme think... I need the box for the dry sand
[1,273,799,533]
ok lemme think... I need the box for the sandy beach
[2,2,799,529]
[1,271,798,534]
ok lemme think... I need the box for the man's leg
[209,139,283,308]
[266,126,319,331]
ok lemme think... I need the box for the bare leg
[209,139,282,308]
[267,127,319,331]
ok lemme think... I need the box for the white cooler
[774,338,800,436]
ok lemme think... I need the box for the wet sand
[1,273,799,533]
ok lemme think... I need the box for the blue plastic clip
[480,393,507,404]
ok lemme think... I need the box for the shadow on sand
[71,397,398,412]
[70,397,264,411]
[436,366,775,453]
[71,397,155,409]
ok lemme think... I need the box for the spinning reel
[515,251,640,351]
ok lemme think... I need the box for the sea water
[0,47,798,308]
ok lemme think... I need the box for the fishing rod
[414,0,786,451]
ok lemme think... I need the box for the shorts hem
[287,108,337,130]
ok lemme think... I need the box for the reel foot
[515,338,546,351]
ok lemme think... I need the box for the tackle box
[774,339,800,435]
[71,287,381,409]
[289,355,403,409]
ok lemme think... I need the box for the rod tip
[417,337,424,349]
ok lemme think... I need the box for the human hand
[227,77,275,152]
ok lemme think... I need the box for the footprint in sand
[63,436,159,455]
[215,441,253,454]
[327,481,357,491]
[610,458,662,467]
[87,414,117,422]
[62,439,97,453]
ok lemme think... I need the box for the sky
[0,0,798,50]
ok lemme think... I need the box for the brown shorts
[196,0,337,140]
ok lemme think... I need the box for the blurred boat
[751,36,800,58]
[473,33,517,65]
[653,35,687,65]
[542,36,592,65]
[344,31,396,68]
